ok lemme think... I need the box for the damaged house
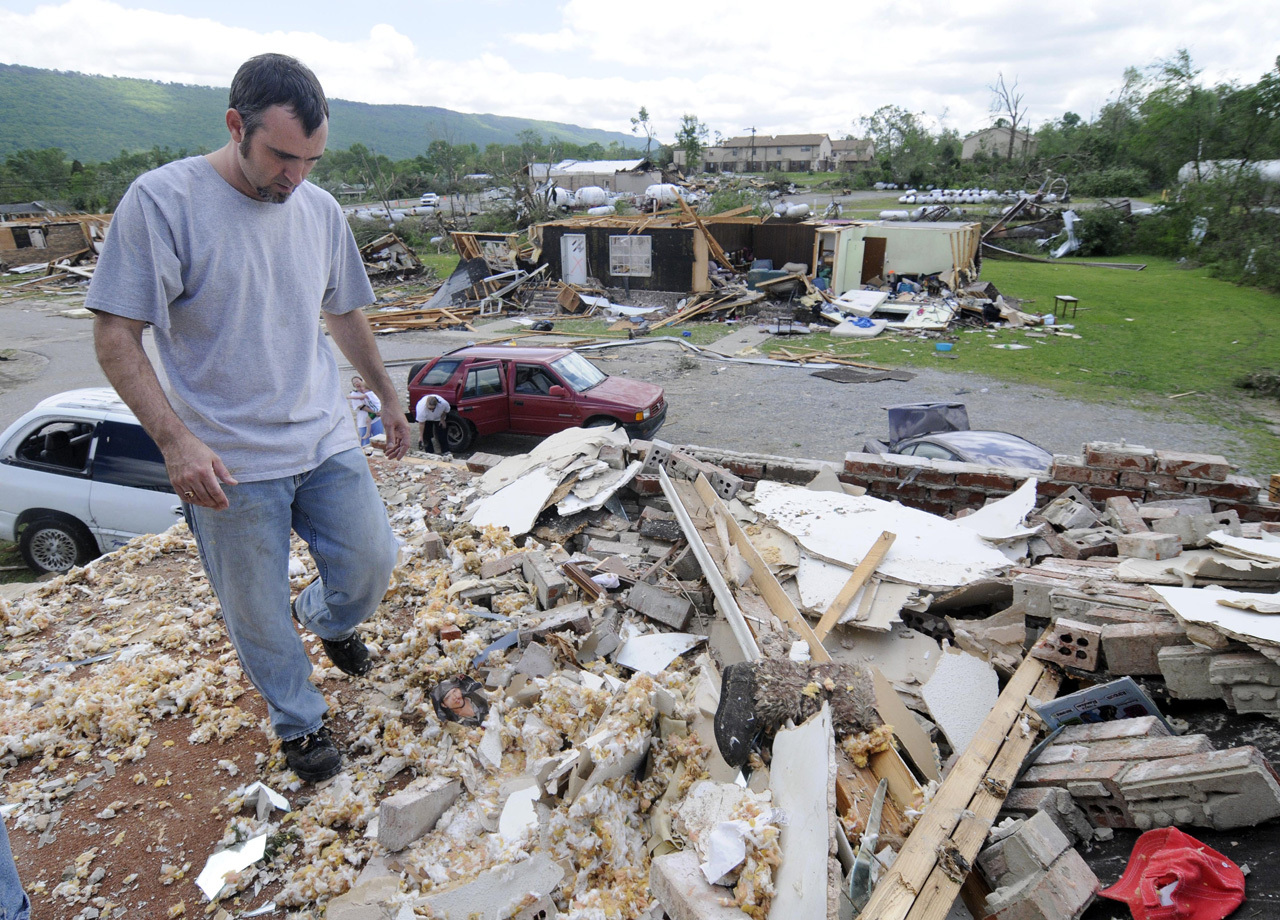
[527,159,665,195]
[0,212,109,270]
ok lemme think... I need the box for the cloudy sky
[1,0,1277,145]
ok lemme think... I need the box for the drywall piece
[557,460,642,515]
[416,853,565,920]
[1153,585,1280,648]
[479,425,628,493]
[871,666,941,782]
[1209,529,1280,563]
[498,781,541,843]
[921,647,1000,757]
[650,850,753,920]
[750,481,1012,589]
[616,632,707,675]
[325,875,402,920]
[955,477,1040,543]
[196,833,268,899]
[1116,549,1280,585]
[768,704,834,920]
[827,622,942,687]
[469,466,563,536]
[745,524,802,575]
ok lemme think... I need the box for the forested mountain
[0,63,636,162]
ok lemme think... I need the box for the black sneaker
[291,599,371,677]
[320,632,372,677]
[282,726,342,782]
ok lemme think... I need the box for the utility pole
[745,126,757,173]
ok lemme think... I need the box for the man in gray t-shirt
[87,53,409,783]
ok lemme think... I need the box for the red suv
[406,346,667,452]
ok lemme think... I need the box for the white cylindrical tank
[587,205,616,215]
[879,210,909,220]
[645,184,683,205]
[575,186,609,207]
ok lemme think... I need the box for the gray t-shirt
[86,156,374,481]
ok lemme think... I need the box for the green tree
[630,107,655,156]
[673,114,708,171]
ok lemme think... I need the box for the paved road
[0,288,1261,472]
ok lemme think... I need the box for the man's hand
[164,432,239,509]
[380,412,411,461]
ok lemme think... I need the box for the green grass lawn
[757,255,1280,469]
[0,540,34,585]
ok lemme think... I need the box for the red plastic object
[1099,826,1245,920]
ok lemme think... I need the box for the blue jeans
[185,448,398,741]
[0,815,29,920]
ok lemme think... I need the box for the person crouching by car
[415,394,450,453]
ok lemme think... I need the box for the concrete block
[1105,496,1149,534]
[1058,527,1121,559]
[417,853,565,920]
[1032,617,1102,670]
[1115,531,1181,560]
[521,553,569,609]
[465,451,504,473]
[1084,442,1156,472]
[421,531,447,561]
[1020,760,1132,828]
[640,439,674,475]
[1152,510,1242,548]
[1208,650,1280,687]
[999,787,1094,845]
[325,875,402,920]
[650,850,753,920]
[1141,496,1213,515]
[586,537,641,557]
[1158,644,1220,700]
[1218,682,1280,715]
[525,602,593,638]
[598,444,625,470]
[482,553,527,580]
[378,777,462,851]
[1155,450,1232,482]
[1001,810,1072,880]
[985,847,1099,920]
[1076,734,1214,763]
[1099,620,1189,675]
[1121,746,1280,830]
[624,580,694,630]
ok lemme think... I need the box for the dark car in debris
[406,346,667,452]
[863,402,1053,472]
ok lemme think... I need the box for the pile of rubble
[3,431,1279,920]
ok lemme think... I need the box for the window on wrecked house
[11,228,47,249]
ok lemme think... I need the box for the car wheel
[19,517,96,574]
[444,417,474,453]
[584,417,618,429]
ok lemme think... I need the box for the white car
[0,388,183,573]
[419,192,440,207]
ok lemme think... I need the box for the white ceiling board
[921,648,999,757]
[468,466,563,536]
[1152,585,1280,648]
[557,461,642,515]
[825,622,942,686]
[1208,530,1280,563]
[955,478,1040,542]
[795,552,910,631]
[746,523,803,572]
[478,426,629,494]
[751,481,1012,589]
[768,705,833,920]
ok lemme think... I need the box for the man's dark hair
[229,53,328,147]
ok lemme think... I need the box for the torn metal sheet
[468,466,562,536]
[1154,585,1280,647]
[750,481,1012,589]
[196,833,268,899]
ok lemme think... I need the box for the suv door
[510,362,580,436]
[455,362,510,436]
[87,420,184,551]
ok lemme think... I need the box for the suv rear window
[421,359,461,386]
[92,421,173,492]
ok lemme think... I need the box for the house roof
[831,139,873,153]
[719,134,829,149]
[964,125,1035,142]
[549,158,652,174]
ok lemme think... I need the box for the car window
[11,420,94,473]
[421,359,461,386]
[91,421,174,492]
[550,352,606,392]
[909,440,958,461]
[463,365,504,398]
[514,364,558,395]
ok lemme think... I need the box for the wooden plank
[677,196,735,271]
[693,475,831,663]
[855,652,1058,920]
[814,532,896,641]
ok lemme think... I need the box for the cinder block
[481,553,527,579]
[421,531,446,561]
[1152,510,1241,548]
[1084,442,1156,472]
[1155,450,1232,482]
[1099,620,1189,675]
[1105,496,1149,534]
[378,777,462,851]
[1158,645,1220,700]
[1001,810,1072,880]
[1121,746,1280,830]
[1020,760,1133,828]
[640,438,674,475]
[417,853,565,920]
[650,850,753,920]
[521,553,569,609]
[1115,531,1182,560]
[999,787,1094,845]
[525,602,593,638]
[624,580,694,630]
[1031,617,1102,670]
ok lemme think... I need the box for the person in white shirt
[415,394,451,453]
[346,376,382,446]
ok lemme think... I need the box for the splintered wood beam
[814,531,896,641]
[855,649,1061,920]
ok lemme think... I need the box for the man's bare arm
[324,308,410,460]
[92,312,237,509]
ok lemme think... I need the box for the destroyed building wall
[537,223,711,293]
[705,221,817,272]
[823,221,982,293]
[0,219,95,268]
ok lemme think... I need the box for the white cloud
[0,0,1277,144]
